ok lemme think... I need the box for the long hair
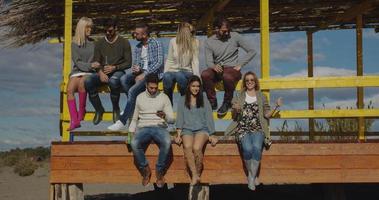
[176,22,197,67]
[242,71,260,91]
[73,17,93,46]
[184,75,204,109]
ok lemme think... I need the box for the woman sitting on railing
[66,17,97,130]
[225,71,282,190]
[174,75,218,185]
[163,21,200,105]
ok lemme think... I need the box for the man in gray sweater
[129,73,174,188]
[85,18,132,125]
[201,17,257,116]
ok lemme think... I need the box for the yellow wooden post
[356,15,365,141]
[307,31,315,140]
[60,0,73,142]
[260,0,270,100]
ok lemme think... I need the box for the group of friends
[67,16,283,190]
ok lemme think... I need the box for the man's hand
[156,111,166,119]
[132,65,141,74]
[135,73,145,82]
[212,64,223,73]
[103,65,116,74]
[98,70,109,83]
[91,62,101,69]
[233,65,241,71]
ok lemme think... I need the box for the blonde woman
[225,71,282,190]
[163,21,200,104]
[66,17,97,130]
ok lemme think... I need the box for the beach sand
[2,164,379,200]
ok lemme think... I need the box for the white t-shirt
[141,45,148,71]
[245,92,257,104]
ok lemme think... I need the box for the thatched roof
[1,0,379,46]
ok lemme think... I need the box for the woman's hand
[276,97,283,108]
[209,136,218,147]
[174,135,182,146]
[232,102,242,113]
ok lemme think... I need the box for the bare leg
[192,132,209,183]
[182,135,198,185]
[66,77,81,100]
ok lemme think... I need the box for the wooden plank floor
[50,141,379,184]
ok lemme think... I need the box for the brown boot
[156,171,166,188]
[140,165,151,186]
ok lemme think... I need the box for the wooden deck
[50,141,379,184]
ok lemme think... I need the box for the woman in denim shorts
[174,75,218,185]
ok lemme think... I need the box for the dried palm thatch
[1,0,379,47]
[0,0,63,47]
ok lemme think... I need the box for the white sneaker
[107,120,125,131]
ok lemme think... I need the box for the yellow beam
[276,109,379,119]
[58,75,379,94]
[259,76,379,90]
[61,0,73,142]
[260,0,270,102]
[67,109,379,122]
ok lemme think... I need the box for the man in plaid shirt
[108,23,164,130]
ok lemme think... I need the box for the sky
[0,29,378,151]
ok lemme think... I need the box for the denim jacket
[225,90,271,146]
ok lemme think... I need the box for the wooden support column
[61,0,73,142]
[260,0,270,100]
[356,15,365,141]
[307,31,315,140]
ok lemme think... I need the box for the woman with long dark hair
[175,75,218,185]
[225,71,282,190]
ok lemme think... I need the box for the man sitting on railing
[201,16,257,116]
[85,18,132,125]
[108,23,164,131]
[129,73,174,188]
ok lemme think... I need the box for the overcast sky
[0,29,378,151]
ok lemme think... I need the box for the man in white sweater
[129,73,174,188]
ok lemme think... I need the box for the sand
[2,163,379,200]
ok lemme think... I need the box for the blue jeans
[119,72,146,124]
[85,71,125,109]
[162,71,193,104]
[131,127,172,173]
[239,131,265,161]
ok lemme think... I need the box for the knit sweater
[128,90,175,133]
[70,40,95,76]
[205,32,256,68]
[93,36,132,71]
[164,37,200,76]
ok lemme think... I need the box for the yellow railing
[60,0,379,141]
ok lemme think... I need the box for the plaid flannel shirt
[133,38,164,79]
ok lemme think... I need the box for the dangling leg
[182,135,197,185]
[66,77,81,130]
[192,132,209,184]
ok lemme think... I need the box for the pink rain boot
[78,92,87,121]
[67,99,81,131]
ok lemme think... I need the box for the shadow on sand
[85,183,379,200]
